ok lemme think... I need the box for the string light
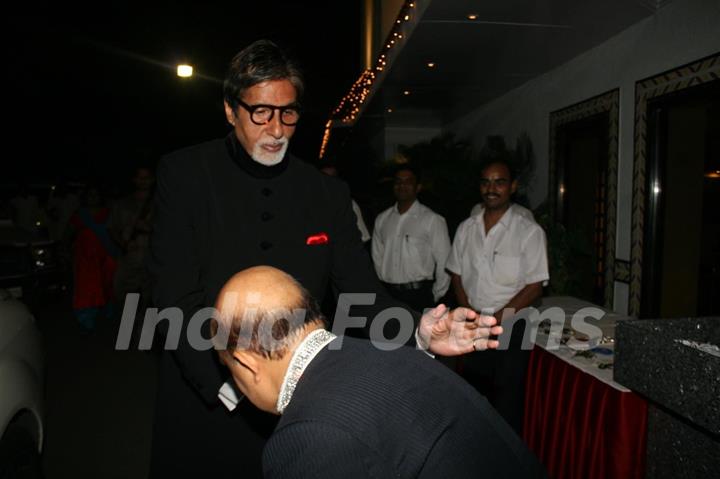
[320,0,421,157]
[330,0,417,123]
[318,120,334,159]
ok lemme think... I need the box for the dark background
[5,0,363,184]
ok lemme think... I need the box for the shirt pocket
[405,235,430,260]
[493,254,520,286]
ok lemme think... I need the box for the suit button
[261,212,273,221]
[261,187,272,196]
[260,241,273,250]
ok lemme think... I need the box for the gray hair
[223,39,304,111]
[211,276,325,360]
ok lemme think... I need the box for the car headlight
[31,245,55,270]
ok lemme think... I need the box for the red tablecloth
[523,347,648,479]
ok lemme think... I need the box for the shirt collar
[498,204,515,227]
[474,203,515,229]
[394,199,420,216]
[276,329,337,414]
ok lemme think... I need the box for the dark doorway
[555,113,609,305]
[642,80,720,318]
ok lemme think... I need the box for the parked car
[0,181,67,301]
[0,219,60,301]
[0,289,44,477]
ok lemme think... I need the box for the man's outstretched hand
[417,304,503,356]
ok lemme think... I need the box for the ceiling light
[427,62,435,68]
[467,14,478,20]
[387,108,393,113]
[403,90,410,95]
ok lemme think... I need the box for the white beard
[251,139,288,166]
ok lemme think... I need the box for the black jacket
[265,337,546,479]
[148,136,408,477]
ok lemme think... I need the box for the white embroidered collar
[276,329,336,414]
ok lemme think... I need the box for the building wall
[384,125,442,161]
[445,0,720,313]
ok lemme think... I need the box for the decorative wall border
[614,260,631,283]
[630,53,720,317]
[548,89,619,309]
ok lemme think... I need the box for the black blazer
[148,137,409,477]
[264,337,546,479]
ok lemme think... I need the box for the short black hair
[394,163,422,183]
[479,159,516,182]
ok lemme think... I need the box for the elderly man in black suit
[212,266,546,479]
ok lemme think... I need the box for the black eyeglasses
[236,99,301,126]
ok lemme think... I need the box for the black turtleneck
[224,132,290,179]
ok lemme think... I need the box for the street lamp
[177,64,193,78]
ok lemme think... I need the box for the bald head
[212,266,325,359]
[216,266,302,316]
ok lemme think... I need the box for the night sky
[6,0,362,184]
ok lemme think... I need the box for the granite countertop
[615,317,720,435]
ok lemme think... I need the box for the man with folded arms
[212,266,546,479]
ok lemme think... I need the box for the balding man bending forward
[211,266,546,479]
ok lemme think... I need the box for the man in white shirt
[372,165,451,311]
[446,160,549,434]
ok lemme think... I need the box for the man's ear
[416,183,423,194]
[224,101,236,126]
[231,349,261,382]
[511,179,518,195]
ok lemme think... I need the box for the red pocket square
[306,232,329,245]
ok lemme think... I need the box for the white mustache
[260,139,288,147]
